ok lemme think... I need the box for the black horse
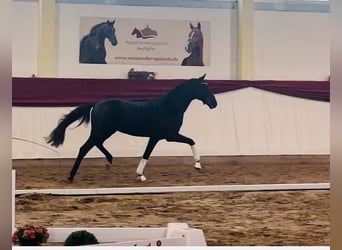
[46,74,217,183]
[79,20,118,64]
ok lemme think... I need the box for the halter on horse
[46,74,217,183]
[79,20,118,64]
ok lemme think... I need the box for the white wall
[254,10,330,80]
[11,2,330,159]
[12,89,329,159]
[12,1,330,80]
[12,1,38,77]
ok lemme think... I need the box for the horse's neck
[187,51,203,66]
[190,44,203,59]
[92,29,106,46]
[162,86,194,114]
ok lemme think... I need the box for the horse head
[131,28,142,38]
[104,19,118,46]
[191,74,217,109]
[80,20,118,63]
[185,22,203,54]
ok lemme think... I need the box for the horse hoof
[194,162,202,171]
[137,175,147,182]
[105,163,112,170]
[67,177,74,183]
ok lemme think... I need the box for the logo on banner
[131,25,158,39]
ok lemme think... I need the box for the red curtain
[12,77,329,107]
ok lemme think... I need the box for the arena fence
[12,170,330,247]
[15,183,330,196]
[46,223,206,246]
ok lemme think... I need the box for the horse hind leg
[136,159,148,182]
[68,138,96,183]
[96,143,113,170]
[92,119,117,170]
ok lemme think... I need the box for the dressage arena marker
[44,223,207,246]
[15,183,330,196]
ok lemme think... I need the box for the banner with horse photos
[79,17,210,66]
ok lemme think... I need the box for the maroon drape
[12,77,330,107]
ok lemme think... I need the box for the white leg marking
[191,145,200,162]
[194,161,202,170]
[139,175,147,182]
[191,145,201,170]
[136,159,148,181]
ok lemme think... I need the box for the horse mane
[164,79,192,97]
[89,22,107,35]
[166,76,206,99]
[80,35,88,45]
[159,79,198,112]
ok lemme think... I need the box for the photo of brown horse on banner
[182,22,204,66]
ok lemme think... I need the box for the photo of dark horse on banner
[79,19,118,64]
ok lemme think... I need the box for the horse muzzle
[208,101,217,109]
[185,45,191,53]
[204,96,217,109]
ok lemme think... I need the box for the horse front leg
[191,144,202,170]
[137,137,159,181]
[166,133,202,171]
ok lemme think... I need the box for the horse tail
[45,103,94,147]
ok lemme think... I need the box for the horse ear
[190,23,194,29]
[199,74,206,81]
[112,19,115,24]
[197,22,201,30]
